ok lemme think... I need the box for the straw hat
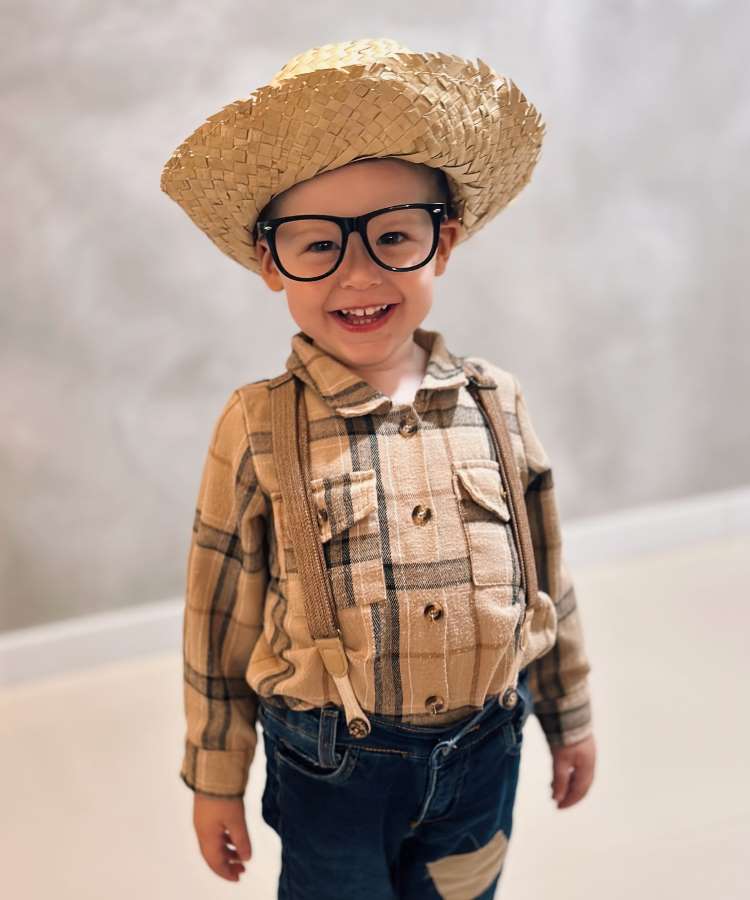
[159,37,545,275]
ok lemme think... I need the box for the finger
[203,847,243,882]
[216,860,242,881]
[224,830,252,862]
[551,761,573,804]
[224,822,253,862]
[224,843,248,873]
[201,834,245,881]
[212,847,245,881]
[557,767,589,808]
[224,857,246,876]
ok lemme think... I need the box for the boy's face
[255,159,461,375]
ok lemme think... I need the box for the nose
[336,231,382,288]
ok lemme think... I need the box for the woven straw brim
[160,50,545,275]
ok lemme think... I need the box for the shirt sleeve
[180,390,269,797]
[514,376,593,747]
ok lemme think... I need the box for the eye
[306,240,339,253]
[377,231,407,245]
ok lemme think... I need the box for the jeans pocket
[274,735,360,785]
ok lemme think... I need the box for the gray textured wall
[2,1,747,630]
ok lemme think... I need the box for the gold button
[425,695,445,714]
[411,504,432,525]
[423,603,443,621]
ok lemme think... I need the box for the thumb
[551,757,573,804]
[226,815,252,861]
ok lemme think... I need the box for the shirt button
[317,508,328,524]
[411,504,432,525]
[425,695,446,714]
[399,417,418,437]
[423,603,443,621]
[501,687,518,709]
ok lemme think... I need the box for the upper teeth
[340,304,389,315]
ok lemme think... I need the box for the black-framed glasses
[252,202,450,282]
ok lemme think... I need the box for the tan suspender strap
[464,363,539,647]
[269,373,336,639]
[268,373,372,737]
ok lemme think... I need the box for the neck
[353,337,429,402]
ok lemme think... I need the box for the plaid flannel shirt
[180,327,593,797]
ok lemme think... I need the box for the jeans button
[501,687,518,709]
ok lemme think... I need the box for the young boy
[162,38,596,899]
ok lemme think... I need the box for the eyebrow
[281,223,338,239]
[270,204,434,220]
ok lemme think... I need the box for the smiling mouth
[329,302,399,330]
[331,303,397,322]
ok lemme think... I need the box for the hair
[254,160,455,239]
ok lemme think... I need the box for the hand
[193,793,252,882]
[550,733,596,809]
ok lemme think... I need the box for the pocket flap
[309,469,378,542]
[454,461,511,522]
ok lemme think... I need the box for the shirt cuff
[180,739,253,798]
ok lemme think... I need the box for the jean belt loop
[318,706,340,768]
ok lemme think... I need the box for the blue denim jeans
[258,667,533,899]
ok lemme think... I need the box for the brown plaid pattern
[180,327,593,797]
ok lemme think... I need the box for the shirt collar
[285,326,493,417]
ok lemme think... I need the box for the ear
[433,218,462,276]
[255,239,286,292]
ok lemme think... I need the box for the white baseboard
[1,485,748,687]
[0,601,183,687]
[562,484,750,568]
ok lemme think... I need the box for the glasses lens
[366,208,435,270]
[275,218,342,280]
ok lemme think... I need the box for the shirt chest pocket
[307,468,388,609]
[452,459,520,587]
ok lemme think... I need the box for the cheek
[402,272,434,302]
[285,289,328,323]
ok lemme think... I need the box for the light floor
[1,535,747,899]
